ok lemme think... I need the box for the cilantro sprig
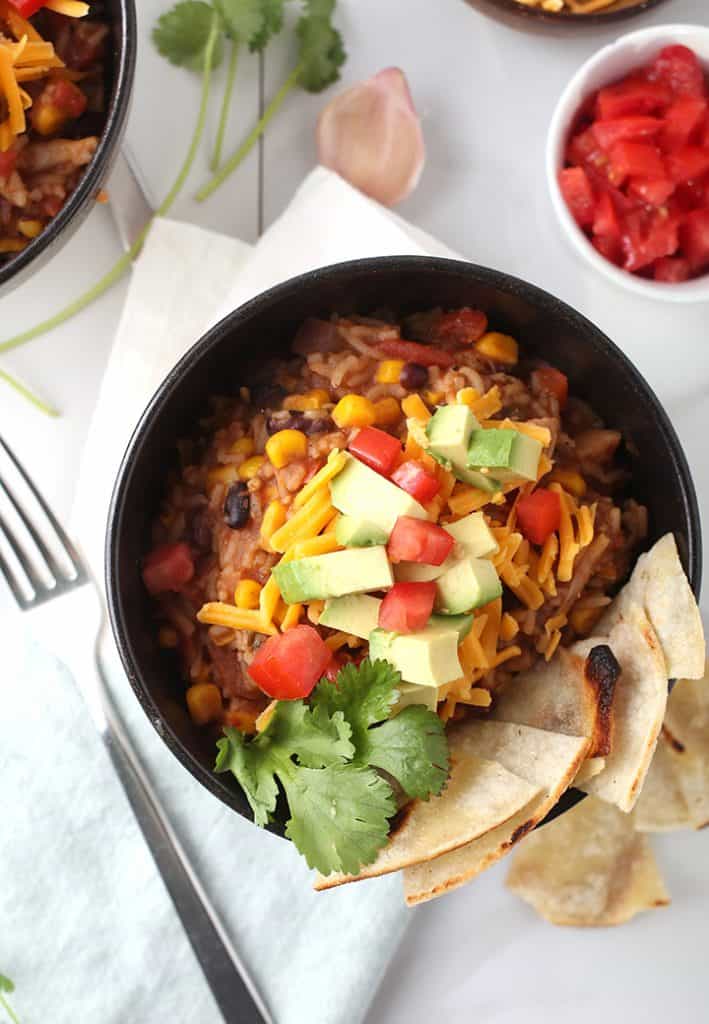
[0,973,19,1024]
[0,0,346,415]
[215,659,449,876]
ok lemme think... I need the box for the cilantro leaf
[248,0,285,51]
[215,727,279,826]
[303,0,336,16]
[311,659,398,750]
[295,14,346,93]
[367,705,449,800]
[283,764,395,875]
[266,699,353,768]
[0,974,14,994]
[153,1,224,71]
[214,0,264,42]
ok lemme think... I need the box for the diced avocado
[467,428,542,483]
[330,455,426,533]
[428,612,474,641]
[319,594,382,639]
[273,546,393,604]
[435,557,502,615]
[335,515,389,548]
[393,511,498,584]
[369,624,463,687]
[391,682,439,714]
[425,405,500,493]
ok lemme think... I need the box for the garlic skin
[316,68,425,207]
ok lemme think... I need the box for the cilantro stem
[196,62,303,202]
[0,992,19,1024]
[0,12,220,370]
[0,367,58,417]
[211,39,239,172]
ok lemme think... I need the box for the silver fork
[0,436,273,1024]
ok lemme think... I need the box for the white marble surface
[2,0,709,1021]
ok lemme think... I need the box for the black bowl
[0,0,137,295]
[106,256,702,832]
[466,0,671,30]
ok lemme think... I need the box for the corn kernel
[238,455,265,480]
[31,103,68,136]
[186,683,223,726]
[230,436,254,456]
[332,395,377,429]
[207,464,239,487]
[401,393,431,423]
[17,219,43,240]
[550,469,586,498]
[374,396,401,427]
[235,579,262,609]
[284,388,330,411]
[456,387,479,409]
[260,500,287,545]
[266,429,308,469]
[475,331,519,365]
[158,626,178,648]
[376,359,405,385]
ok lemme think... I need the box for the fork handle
[94,650,271,1024]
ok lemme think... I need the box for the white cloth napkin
[0,168,457,1024]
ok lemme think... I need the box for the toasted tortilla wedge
[314,733,541,889]
[506,795,669,927]
[633,731,691,833]
[579,605,668,812]
[575,757,605,785]
[403,724,589,906]
[490,643,619,758]
[597,534,704,680]
[661,671,709,829]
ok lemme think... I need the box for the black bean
[251,382,286,411]
[188,507,213,552]
[224,482,251,529]
[399,362,428,390]
[266,411,334,435]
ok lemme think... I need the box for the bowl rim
[0,0,137,291]
[105,254,703,821]
[469,0,670,26]
[547,23,709,302]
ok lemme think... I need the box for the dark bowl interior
[466,0,670,29]
[0,0,136,296]
[106,256,702,835]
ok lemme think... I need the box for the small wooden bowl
[466,0,671,28]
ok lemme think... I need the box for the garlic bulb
[316,68,425,207]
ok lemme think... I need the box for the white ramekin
[547,24,709,304]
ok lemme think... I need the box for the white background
[2,0,709,1021]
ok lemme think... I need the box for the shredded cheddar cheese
[196,603,278,635]
[293,448,347,509]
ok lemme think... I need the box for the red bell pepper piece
[516,490,562,547]
[142,543,195,595]
[377,338,455,368]
[348,426,401,476]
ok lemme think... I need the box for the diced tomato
[377,338,455,368]
[592,191,621,239]
[348,426,401,476]
[434,308,488,346]
[673,179,706,212]
[516,490,562,547]
[567,126,605,169]
[378,582,437,634]
[608,141,666,183]
[661,96,707,151]
[558,167,595,227]
[650,45,706,98]
[621,208,680,272]
[50,79,88,118]
[387,516,454,566]
[530,366,568,410]
[654,256,691,282]
[597,77,672,120]
[391,461,440,503]
[593,232,623,265]
[142,542,194,595]
[247,625,332,699]
[680,208,709,271]
[627,176,676,206]
[8,0,45,15]
[592,116,662,151]
[666,145,709,184]
[0,150,17,179]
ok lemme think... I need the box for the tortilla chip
[314,733,541,889]
[579,605,668,812]
[598,534,704,681]
[661,670,709,829]
[490,643,619,758]
[633,731,691,833]
[403,724,589,905]
[575,757,605,785]
[506,796,669,927]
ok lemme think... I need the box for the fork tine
[0,474,70,584]
[0,508,49,599]
[0,541,31,609]
[0,437,87,582]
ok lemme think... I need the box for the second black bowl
[106,256,702,832]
